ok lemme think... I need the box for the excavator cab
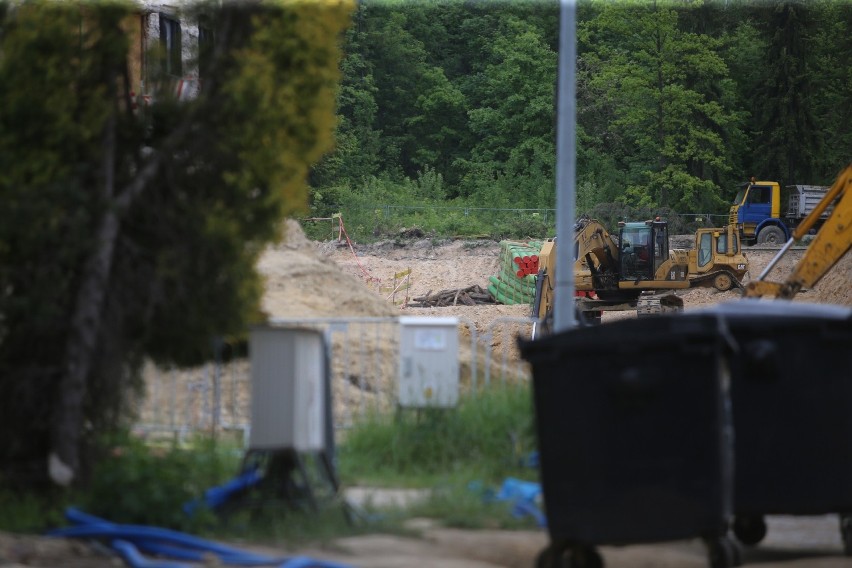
[618,221,669,281]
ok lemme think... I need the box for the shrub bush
[78,432,241,530]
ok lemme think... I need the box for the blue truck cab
[729,180,788,245]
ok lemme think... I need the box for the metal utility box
[249,326,327,451]
[398,316,459,408]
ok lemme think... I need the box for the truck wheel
[713,272,733,292]
[757,226,784,245]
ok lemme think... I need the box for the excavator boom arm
[790,166,852,290]
[746,164,852,299]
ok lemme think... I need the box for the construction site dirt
[6,221,851,568]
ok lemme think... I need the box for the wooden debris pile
[407,285,496,307]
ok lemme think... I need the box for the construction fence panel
[133,316,538,445]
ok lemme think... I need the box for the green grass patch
[334,384,544,531]
[337,383,538,487]
[409,482,541,530]
[0,489,68,533]
[303,180,559,243]
[212,501,418,547]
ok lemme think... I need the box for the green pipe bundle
[492,272,536,296]
[489,239,546,305]
[488,277,535,305]
[488,282,535,306]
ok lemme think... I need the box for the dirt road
[4,514,850,567]
[277,514,851,568]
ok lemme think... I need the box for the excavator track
[636,293,684,317]
[689,269,745,292]
[575,292,684,319]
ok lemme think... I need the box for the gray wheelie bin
[519,314,738,568]
[698,300,852,554]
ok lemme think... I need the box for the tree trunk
[48,103,187,484]
[50,112,118,485]
[48,17,218,483]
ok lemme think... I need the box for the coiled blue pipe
[51,507,353,568]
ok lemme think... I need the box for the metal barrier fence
[134,315,537,444]
[339,205,730,226]
[306,205,731,243]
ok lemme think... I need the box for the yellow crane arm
[746,164,852,299]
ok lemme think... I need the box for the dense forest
[307,0,852,238]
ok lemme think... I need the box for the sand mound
[741,246,852,306]
[809,254,852,306]
[258,220,396,318]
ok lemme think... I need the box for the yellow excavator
[533,217,748,326]
[745,163,852,299]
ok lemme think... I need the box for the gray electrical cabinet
[249,326,326,451]
[398,316,459,408]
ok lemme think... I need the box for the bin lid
[519,313,721,363]
[695,299,852,321]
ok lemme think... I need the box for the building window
[160,14,182,76]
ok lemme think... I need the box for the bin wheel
[535,545,559,568]
[733,515,767,546]
[725,538,743,567]
[566,546,603,568]
[707,537,739,568]
[841,514,852,556]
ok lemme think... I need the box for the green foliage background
[310,0,851,240]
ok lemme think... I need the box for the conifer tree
[0,0,352,487]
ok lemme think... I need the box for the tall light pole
[554,0,577,332]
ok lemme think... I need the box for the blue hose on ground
[524,451,539,469]
[52,507,354,568]
[112,540,188,568]
[494,477,542,504]
[130,539,287,566]
[278,557,354,568]
[470,478,548,528]
[183,467,263,516]
[50,524,279,560]
[131,540,354,568]
[511,498,547,528]
[65,507,114,526]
